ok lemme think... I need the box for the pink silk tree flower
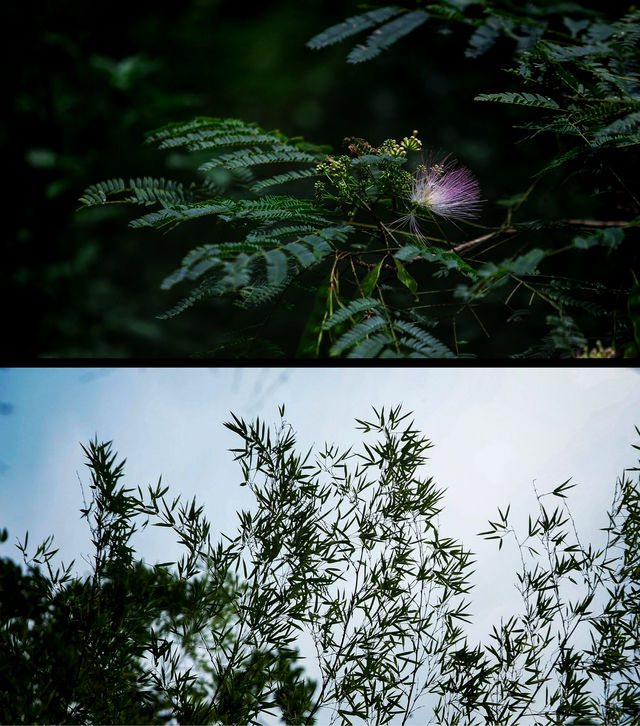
[410,155,482,220]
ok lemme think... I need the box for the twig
[558,218,634,227]
[453,228,517,254]
[353,258,395,272]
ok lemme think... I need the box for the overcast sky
[1,366,639,723]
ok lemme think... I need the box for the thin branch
[453,228,517,254]
[558,218,635,228]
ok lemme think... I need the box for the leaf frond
[199,148,320,173]
[79,177,196,207]
[347,10,429,64]
[251,168,320,193]
[306,6,404,50]
[475,92,561,110]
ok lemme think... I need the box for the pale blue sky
[1,366,639,723]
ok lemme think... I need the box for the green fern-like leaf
[465,17,506,59]
[251,168,320,193]
[270,227,346,270]
[236,233,337,308]
[591,111,640,147]
[544,41,611,63]
[199,148,319,173]
[571,99,637,124]
[221,197,329,225]
[540,281,609,318]
[289,240,321,268]
[347,10,429,63]
[475,92,561,110]
[79,177,127,205]
[235,280,290,309]
[145,117,251,145]
[592,132,640,148]
[347,331,394,358]
[129,198,237,230]
[325,305,454,358]
[534,147,586,175]
[551,61,584,93]
[161,252,220,290]
[330,315,389,355]
[130,197,330,231]
[423,3,468,23]
[395,244,478,280]
[126,177,196,206]
[306,6,404,50]
[546,313,587,357]
[156,131,287,152]
[158,273,231,319]
[390,319,455,357]
[246,224,320,242]
[215,255,256,294]
[161,241,265,290]
[516,119,585,142]
[263,248,289,286]
[161,225,341,317]
[511,335,557,359]
[79,177,195,207]
[322,297,381,330]
[145,119,329,171]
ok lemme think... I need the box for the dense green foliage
[75,0,638,357]
[0,439,315,724]
[3,407,639,722]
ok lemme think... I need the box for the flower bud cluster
[379,139,407,157]
[576,341,617,358]
[401,131,422,152]
[314,132,424,209]
[340,131,423,159]
[343,137,372,156]
[377,131,422,158]
[316,155,353,199]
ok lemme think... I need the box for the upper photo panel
[8,0,639,358]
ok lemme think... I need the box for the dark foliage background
[5,0,636,357]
